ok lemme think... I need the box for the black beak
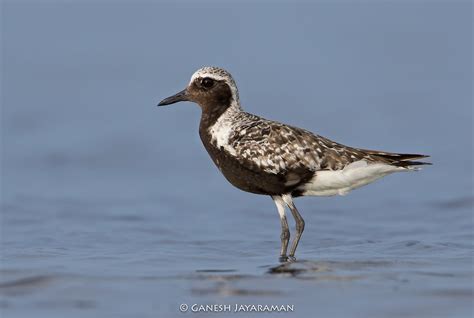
[157,89,189,106]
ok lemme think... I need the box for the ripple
[0,275,54,289]
[195,269,237,273]
[433,196,474,210]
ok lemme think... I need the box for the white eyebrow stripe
[190,72,228,84]
[189,67,240,105]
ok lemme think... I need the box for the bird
[157,66,430,262]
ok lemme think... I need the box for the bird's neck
[199,101,242,133]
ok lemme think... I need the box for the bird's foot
[279,255,297,263]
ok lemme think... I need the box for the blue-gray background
[1,1,472,318]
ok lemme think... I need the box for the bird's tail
[358,149,432,169]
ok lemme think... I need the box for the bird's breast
[199,128,289,195]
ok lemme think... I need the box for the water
[1,1,473,317]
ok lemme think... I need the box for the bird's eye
[201,77,214,88]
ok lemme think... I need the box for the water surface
[1,1,473,317]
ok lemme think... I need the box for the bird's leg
[272,195,290,262]
[282,194,305,260]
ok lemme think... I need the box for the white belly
[299,160,407,196]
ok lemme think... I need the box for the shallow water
[1,1,473,318]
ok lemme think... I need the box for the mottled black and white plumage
[158,66,430,262]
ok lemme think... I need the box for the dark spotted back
[227,112,386,177]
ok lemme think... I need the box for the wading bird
[158,66,430,262]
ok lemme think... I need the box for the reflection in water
[266,259,392,280]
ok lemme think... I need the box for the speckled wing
[227,112,430,183]
[226,113,374,183]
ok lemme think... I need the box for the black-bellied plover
[158,66,430,262]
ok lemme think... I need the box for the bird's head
[158,66,240,111]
